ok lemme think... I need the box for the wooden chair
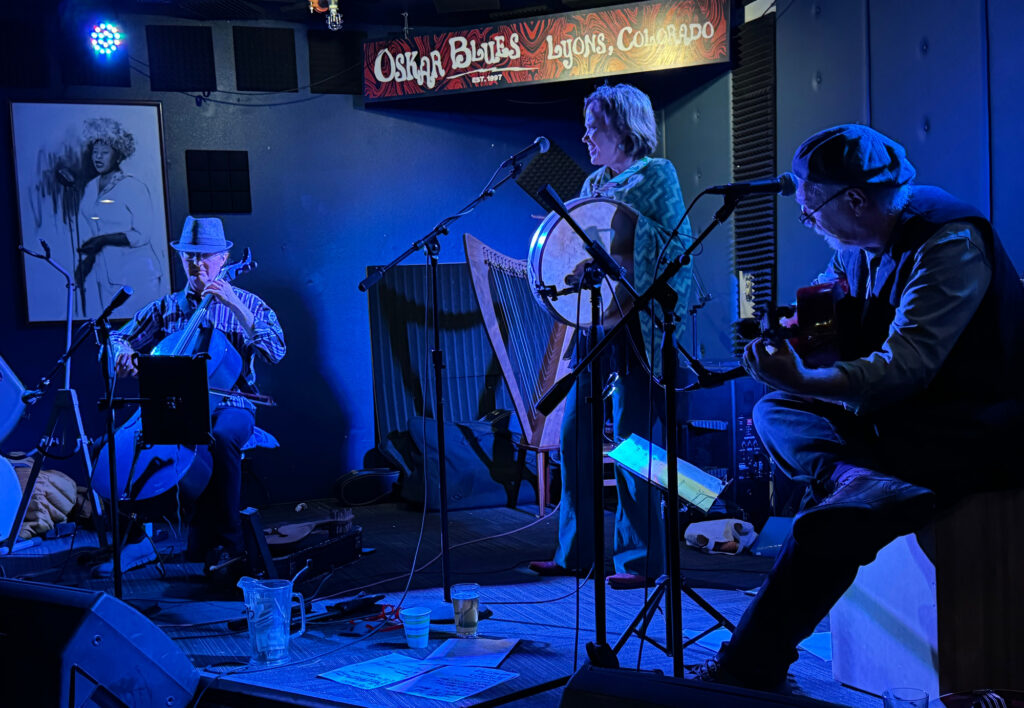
[830,485,1024,694]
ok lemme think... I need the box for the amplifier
[683,370,779,526]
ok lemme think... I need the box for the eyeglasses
[181,251,224,263]
[799,187,849,227]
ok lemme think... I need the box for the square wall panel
[186,150,251,215]
[146,25,217,92]
[233,26,297,93]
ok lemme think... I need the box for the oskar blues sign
[362,0,729,101]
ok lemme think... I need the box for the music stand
[608,434,735,657]
[136,355,211,446]
[87,355,210,593]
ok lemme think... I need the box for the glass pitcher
[237,577,307,665]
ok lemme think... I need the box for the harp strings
[488,259,554,409]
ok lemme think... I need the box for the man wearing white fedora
[107,215,286,579]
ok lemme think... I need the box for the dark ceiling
[101,0,632,32]
[13,0,735,113]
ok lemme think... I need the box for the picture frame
[10,100,172,322]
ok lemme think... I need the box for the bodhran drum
[527,197,639,328]
[0,456,20,542]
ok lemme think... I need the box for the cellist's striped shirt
[109,287,286,412]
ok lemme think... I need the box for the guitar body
[263,522,317,553]
[789,279,852,367]
[759,278,855,368]
[92,409,213,501]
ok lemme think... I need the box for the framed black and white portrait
[10,101,172,322]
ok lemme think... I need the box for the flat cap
[792,124,916,187]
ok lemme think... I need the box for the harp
[463,233,574,514]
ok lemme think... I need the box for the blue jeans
[188,406,254,559]
[552,360,677,578]
[719,391,937,686]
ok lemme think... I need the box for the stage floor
[1,502,879,707]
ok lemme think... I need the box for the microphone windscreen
[778,172,797,196]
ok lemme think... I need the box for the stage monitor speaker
[559,665,845,708]
[0,579,199,708]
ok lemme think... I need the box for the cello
[92,250,257,502]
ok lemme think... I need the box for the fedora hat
[171,216,233,253]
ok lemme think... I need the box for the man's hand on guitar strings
[742,337,807,393]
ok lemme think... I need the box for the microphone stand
[93,312,125,598]
[536,192,741,677]
[535,185,639,667]
[358,159,527,603]
[4,242,109,556]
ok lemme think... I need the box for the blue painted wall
[774,0,1024,302]
[662,72,735,361]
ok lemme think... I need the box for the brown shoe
[607,572,657,590]
[528,560,582,577]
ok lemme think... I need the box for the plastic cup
[883,688,929,708]
[451,583,480,638]
[399,607,431,649]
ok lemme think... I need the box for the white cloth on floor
[684,518,758,555]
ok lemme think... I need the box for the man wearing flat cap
[695,125,1024,688]
[108,216,286,577]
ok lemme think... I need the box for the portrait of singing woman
[11,102,171,322]
[75,117,165,316]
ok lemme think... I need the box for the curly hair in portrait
[81,117,136,174]
[583,83,658,160]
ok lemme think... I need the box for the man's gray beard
[823,234,858,252]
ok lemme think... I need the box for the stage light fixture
[309,0,343,31]
[91,22,123,55]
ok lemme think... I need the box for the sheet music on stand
[137,355,211,445]
[609,433,726,513]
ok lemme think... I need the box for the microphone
[683,365,747,391]
[21,388,45,405]
[706,172,797,196]
[94,286,133,326]
[500,136,550,168]
[536,374,573,416]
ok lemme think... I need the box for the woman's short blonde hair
[584,83,657,160]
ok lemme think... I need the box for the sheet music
[608,434,725,512]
